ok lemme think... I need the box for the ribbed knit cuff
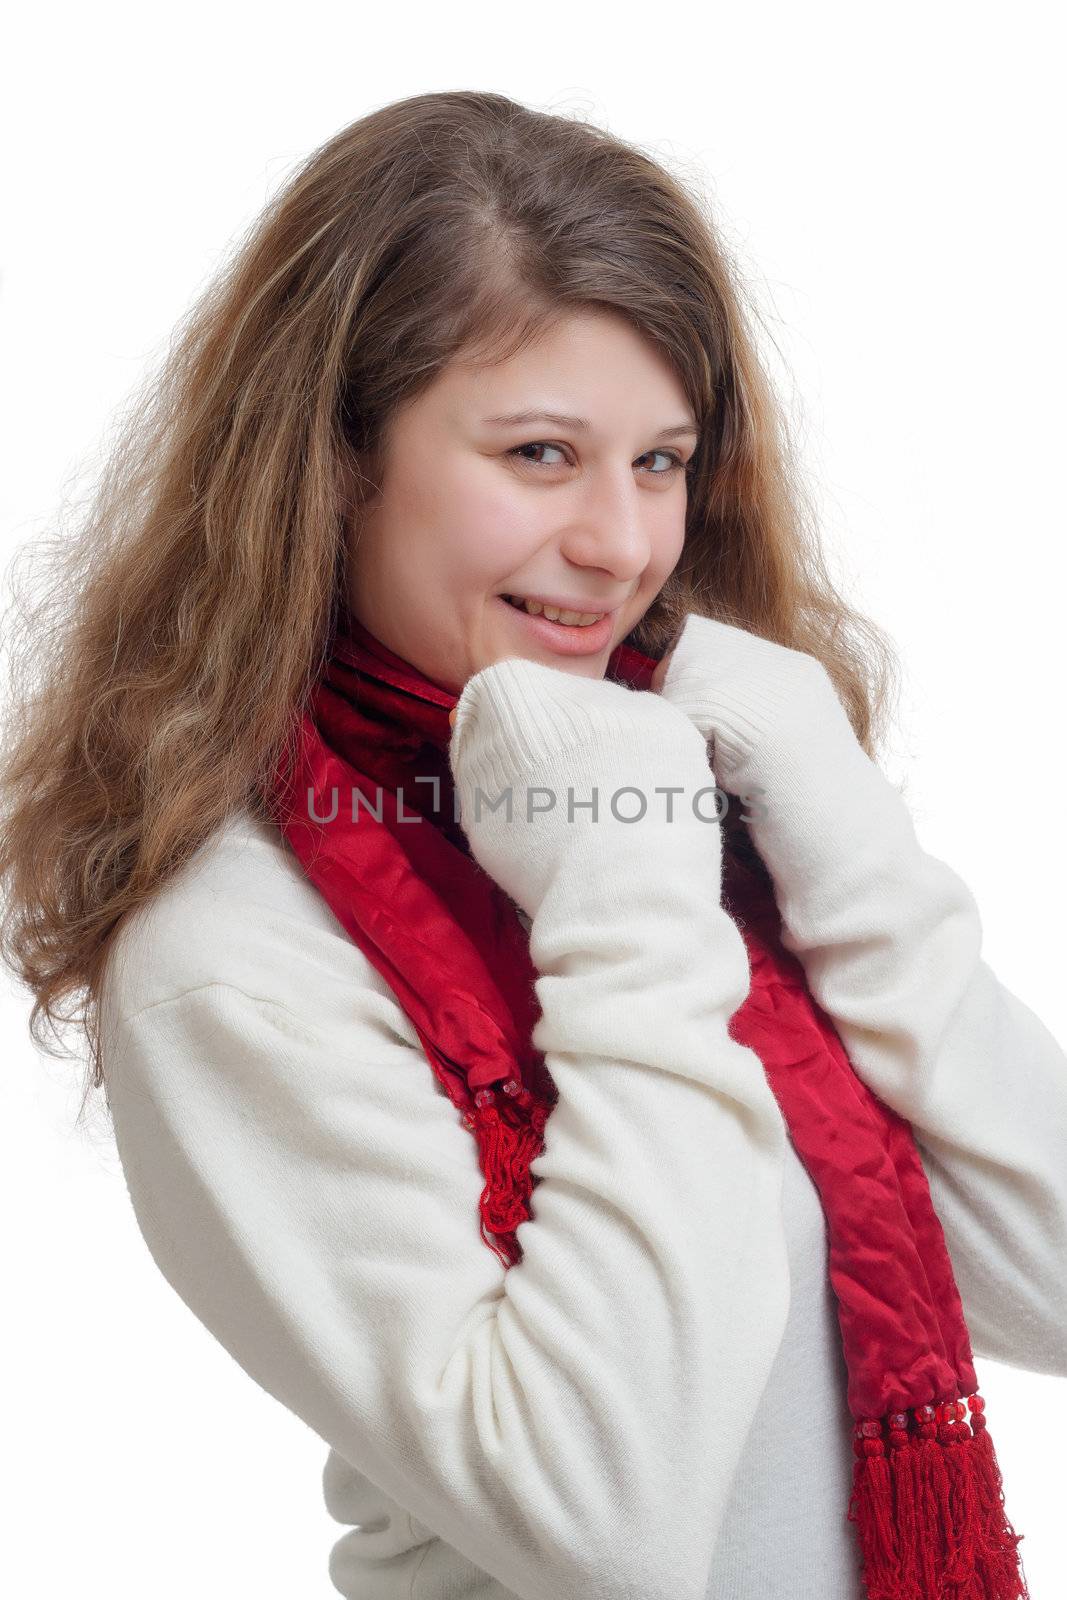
[658,613,847,783]
[447,656,723,919]
[450,655,709,798]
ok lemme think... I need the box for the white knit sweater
[99,617,1067,1600]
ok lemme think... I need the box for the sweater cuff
[658,614,846,780]
[450,655,708,797]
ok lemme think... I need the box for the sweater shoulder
[100,806,415,1045]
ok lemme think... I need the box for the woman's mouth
[496,593,618,656]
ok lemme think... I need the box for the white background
[2,2,1064,1595]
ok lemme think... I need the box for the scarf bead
[854,1419,887,1459]
[463,1079,535,1131]
[888,1412,911,1448]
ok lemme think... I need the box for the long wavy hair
[0,89,901,1123]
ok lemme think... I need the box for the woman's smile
[493,592,620,656]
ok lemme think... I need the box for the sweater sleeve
[659,613,1067,1379]
[101,660,791,1600]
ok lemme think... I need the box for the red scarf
[261,611,1030,1600]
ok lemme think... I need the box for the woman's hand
[446,655,718,920]
[650,612,854,792]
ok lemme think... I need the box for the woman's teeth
[502,595,606,627]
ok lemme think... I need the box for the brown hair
[0,89,901,1120]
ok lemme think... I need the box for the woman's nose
[560,503,654,581]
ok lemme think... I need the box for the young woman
[3,90,1065,1600]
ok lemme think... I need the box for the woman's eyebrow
[482,409,699,439]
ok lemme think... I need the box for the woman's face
[343,308,698,692]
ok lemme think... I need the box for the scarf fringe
[461,1080,550,1269]
[460,1092,1032,1600]
[847,1393,1030,1599]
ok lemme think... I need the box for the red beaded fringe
[461,1078,551,1269]
[848,1392,1030,1598]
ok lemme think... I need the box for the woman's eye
[509,442,568,468]
[506,442,689,475]
[643,449,689,475]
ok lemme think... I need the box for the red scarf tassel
[461,1079,548,1270]
[848,1393,1030,1598]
